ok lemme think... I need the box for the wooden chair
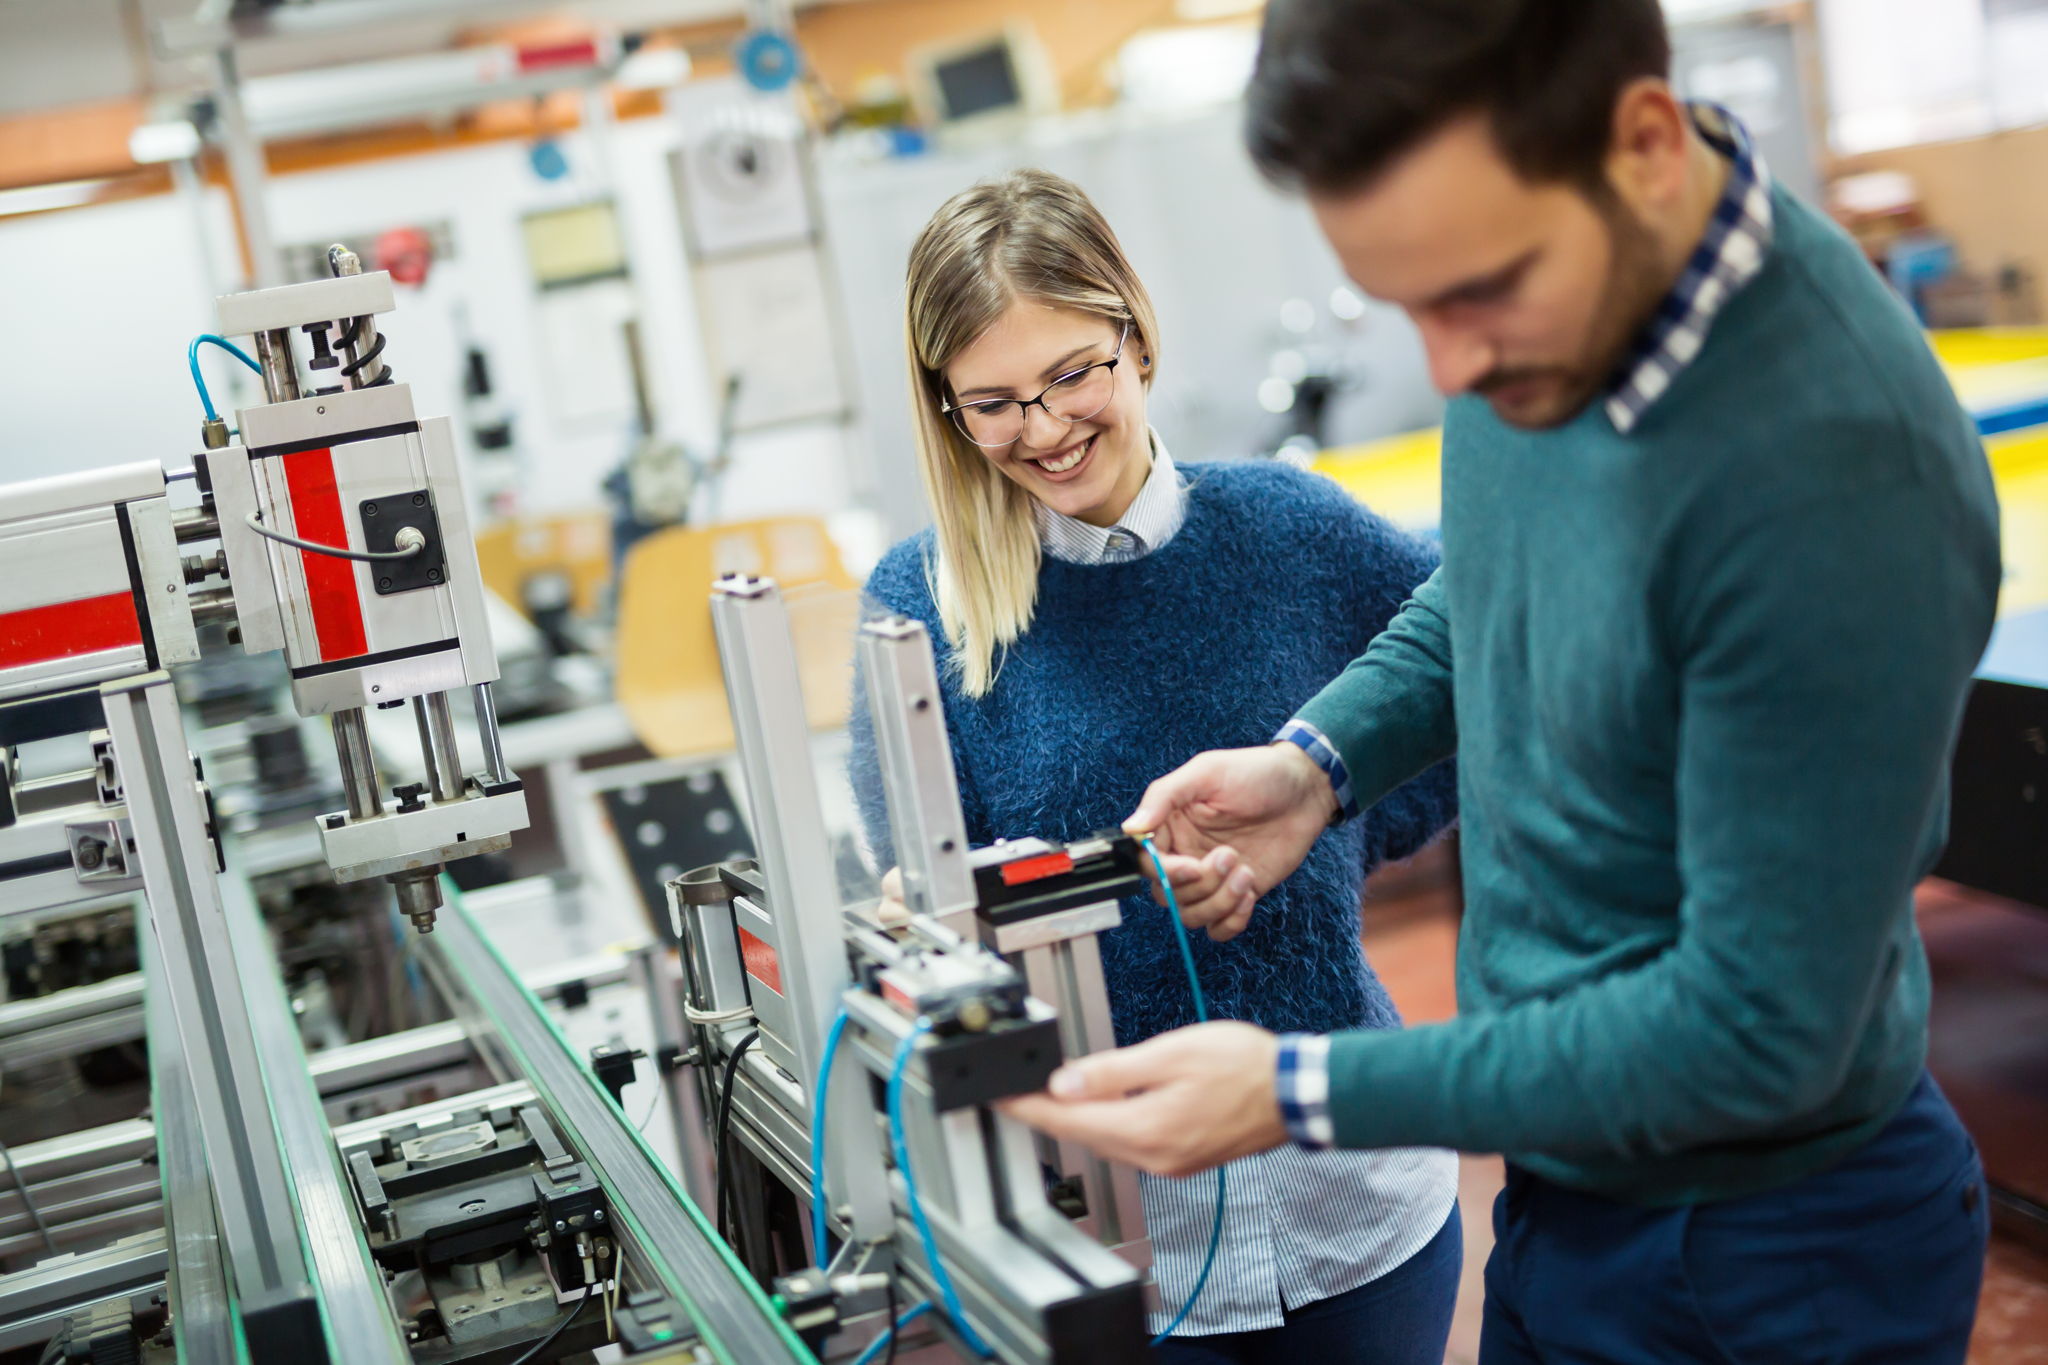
[614,518,862,757]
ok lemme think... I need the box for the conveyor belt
[428,885,814,1365]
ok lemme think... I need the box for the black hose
[505,1289,592,1365]
[341,317,393,387]
[713,1028,761,1245]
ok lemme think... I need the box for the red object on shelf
[1001,851,1075,886]
[516,39,602,73]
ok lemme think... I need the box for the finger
[1206,890,1257,942]
[880,866,903,897]
[1174,861,1256,931]
[876,897,911,926]
[1147,849,1231,909]
[1125,757,1213,843]
[1043,1038,1175,1102]
[997,1094,1156,1166]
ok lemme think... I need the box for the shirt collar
[1604,102,1776,434]
[1036,429,1187,565]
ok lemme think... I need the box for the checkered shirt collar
[1604,103,1776,434]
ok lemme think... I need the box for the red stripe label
[738,926,783,996]
[0,592,142,669]
[280,448,368,663]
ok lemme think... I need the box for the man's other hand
[999,1023,1289,1177]
[1125,744,1338,941]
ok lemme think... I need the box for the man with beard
[1002,1,2003,1359]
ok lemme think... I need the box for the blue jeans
[1481,1072,1988,1364]
[1151,1205,1461,1365]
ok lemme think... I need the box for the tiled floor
[1359,846,2048,1364]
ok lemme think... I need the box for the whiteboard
[693,245,848,429]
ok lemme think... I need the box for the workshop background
[0,1,2045,1363]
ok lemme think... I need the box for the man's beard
[1475,198,1669,431]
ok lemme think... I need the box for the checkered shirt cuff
[1275,718,1359,822]
[1275,1033,1337,1150]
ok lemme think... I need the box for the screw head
[427,569,442,583]
[412,493,426,506]
[364,503,378,515]
[378,577,393,590]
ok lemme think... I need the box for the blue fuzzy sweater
[848,461,1456,1046]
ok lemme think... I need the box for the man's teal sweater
[1296,184,2003,1205]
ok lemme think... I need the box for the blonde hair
[904,169,1160,698]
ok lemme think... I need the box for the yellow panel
[1313,418,2048,622]
[521,201,628,285]
[1311,427,1446,534]
[1987,430,2048,616]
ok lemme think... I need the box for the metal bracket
[66,817,135,884]
[359,490,446,596]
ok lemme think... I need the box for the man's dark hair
[1246,0,1672,195]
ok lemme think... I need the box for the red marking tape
[279,447,368,663]
[1000,851,1074,886]
[738,926,783,996]
[0,592,142,669]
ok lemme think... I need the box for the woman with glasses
[847,169,1461,1365]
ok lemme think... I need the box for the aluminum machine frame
[670,576,1154,1364]
[0,258,806,1365]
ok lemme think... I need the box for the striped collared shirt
[1036,432,1458,1332]
[1274,104,1778,1151]
[1036,430,1187,564]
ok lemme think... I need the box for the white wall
[0,188,241,486]
[0,108,857,522]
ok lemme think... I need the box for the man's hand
[1125,744,1337,941]
[998,1023,1289,1178]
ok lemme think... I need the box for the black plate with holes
[359,489,448,596]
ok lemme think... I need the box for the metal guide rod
[472,681,510,784]
[412,691,464,803]
[251,327,301,404]
[104,673,325,1360]
[330,707,382,820]
[856,618,977,931]
[709,575,893,1244]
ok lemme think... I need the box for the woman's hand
[875,867,911,925]
[1125,743,1338,941]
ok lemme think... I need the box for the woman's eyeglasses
[941,323,1128,448]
